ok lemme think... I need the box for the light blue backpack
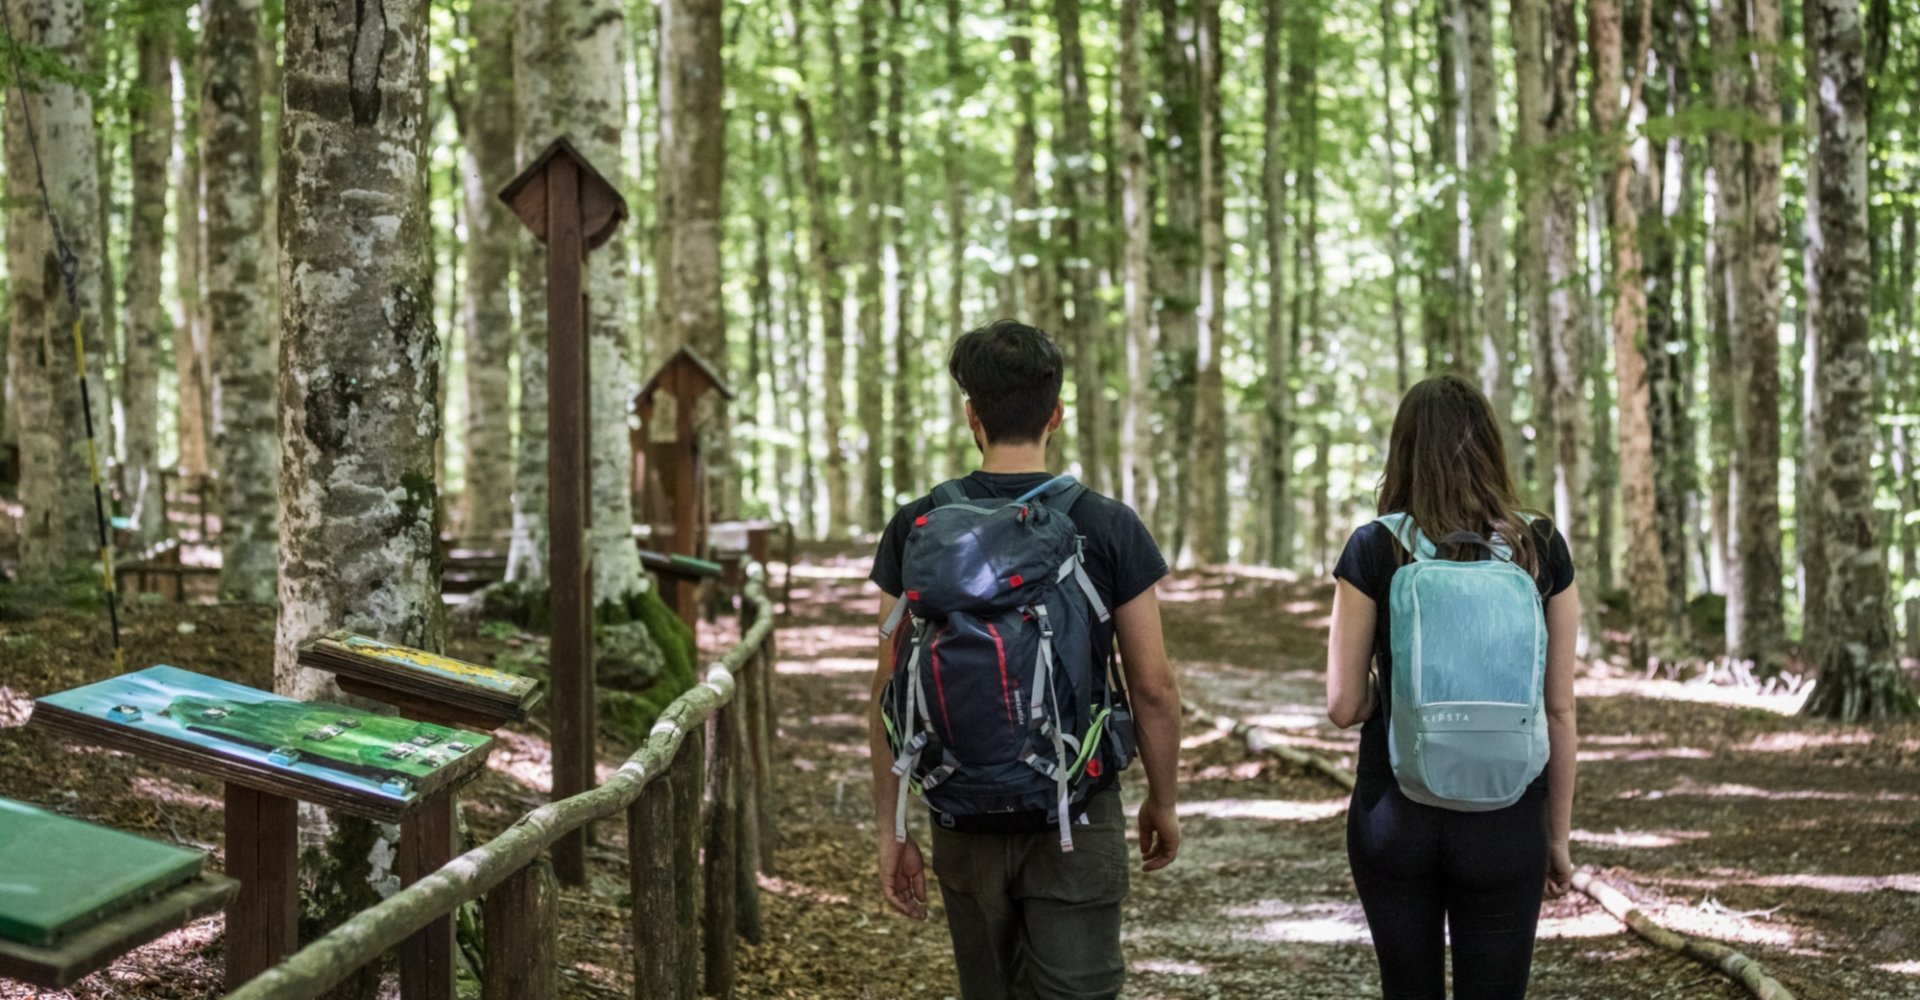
[1376,513,1549,811]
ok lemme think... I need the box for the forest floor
[1,547,1918,998]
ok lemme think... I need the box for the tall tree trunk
[1731,0,1786,666]
[1262,0,1292,567]
[204,0,277,602]
[1118,0,1153,515]
[786,0,850,537]
[569,0,646,599]
[1801,0,1915,719]
[855,0,886,527]
[1591,0,1671,658]
[1643,0,1693,623]
[1466,0,1514,453]
[508,0,552,584]
[171,45,212,485]
[4,0,107,578]
[885,0,914,503]
[1706,0,1746,613]
[1188,0,1227,564]
[1055,0,1107,493]
[1544,0,1594,625]
[455,0,517,544]
[121,23,171,547]
[1155,0,1200,551]
[1430,0,1472,373]
[1514,0,1552,498]
[277,0,439,949]
[943,0,970,480]
[1290,9,1325,569]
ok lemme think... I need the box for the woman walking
[1325,375,1580,998]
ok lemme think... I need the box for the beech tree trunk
[205,0,278,602]
[1544,0,1594,623]
[1118,0,1153,515]
[1188,0,1227,565]
[885,0,914,504]
[121,23,171,547]
[171,53,212,484]
[1055,0,1106,494]
[4,0,107,578]
[1643,0,1694,623]
[1591,0,1671,657]
[1156,0,1201,552]
[508,0,552,585]
[1466,0,1515,453]
[1707,0,1747,630]
[1801,0,1915,720]
[855,0,887,528]
[787,0,851,538]
[1262,0,1292,567]
[455,0,517,544]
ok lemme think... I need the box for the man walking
[868,319,1183,999]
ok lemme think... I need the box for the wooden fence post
[755,632,775,872]
[701,705,738,998]
[481,861,556,1000]
[629,773,679,999]
[733,662,762,946]
[671,728,704,998]
[398,793,458,1000]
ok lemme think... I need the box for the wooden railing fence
[226,565,780,1000]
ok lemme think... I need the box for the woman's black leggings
[1347,781,1549,999]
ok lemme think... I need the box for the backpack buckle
[1034,605,1053,637]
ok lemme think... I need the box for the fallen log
[1571,869,1796,1000]
[1200,712,1357,790]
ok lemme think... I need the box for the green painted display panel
[0,798,203,947]
[35,665,493,810]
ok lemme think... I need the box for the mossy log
[1572,869,1797,1000]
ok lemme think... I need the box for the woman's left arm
[1326,579,1378,729]
[1543,582,1580,897]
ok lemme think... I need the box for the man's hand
[1137,796,1181,872]
[878,833,929,920]
[1544,840,1574,899]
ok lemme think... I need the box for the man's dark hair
[949,319,1064,444]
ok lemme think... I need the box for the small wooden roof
[498,137,628,251]
[637,345,737,406]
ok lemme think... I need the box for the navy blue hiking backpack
[880,475,1136,851]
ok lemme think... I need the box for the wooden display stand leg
[399,793,458,1000]
[224,784,298,990]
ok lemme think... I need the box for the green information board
[0,798,203,947]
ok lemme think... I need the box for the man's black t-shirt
[1332,517,1575,806]
[870,471,1170,672]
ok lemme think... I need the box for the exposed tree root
[1571,869,1798,1000]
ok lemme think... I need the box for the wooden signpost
[635,346,735,625]
[499,138,628,887]
[29,666,493,996]
[298,630,543,731]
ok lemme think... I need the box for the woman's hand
[1544,840,1574,899]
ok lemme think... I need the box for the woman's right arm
[1326,579,1378,729]
[1543,582,1581,897]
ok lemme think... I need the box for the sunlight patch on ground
[1877,960,1920,976]
[1571,827,1712,849]
[1180,726,1229,750]
[1538,910,1632,939]
[0,686,32,728]
[785,563,874,582]
[1133,958,1210,976]
[1177,797,1351,822]
[489,728,555,794]
[1577,746,1714,763]
[1735,730,1875,753]
[804,712,866,729]
[779,656,875,676]
[1575,675,1810,714]
[1243,706,1332,731]
[131,775,223,812]
[1618,782,1915,804]
[760,873,852,906]
[1233,902,1373,945]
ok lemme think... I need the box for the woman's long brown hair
[1377,374,1542,577]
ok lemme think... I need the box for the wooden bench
[0,796,238,990]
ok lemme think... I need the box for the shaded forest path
[734,550,1920,999]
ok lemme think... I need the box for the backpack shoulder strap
[931,479,969,507]
[1373,512,1439,562]
[1041,480,1088,514]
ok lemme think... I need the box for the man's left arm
[1113,586,1182,871]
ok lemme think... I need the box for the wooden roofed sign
[636,345,735,626]
[498,136,627,888]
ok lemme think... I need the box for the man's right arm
[1113,585,1182,872]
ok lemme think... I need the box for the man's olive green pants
[930,790,1130,1000]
